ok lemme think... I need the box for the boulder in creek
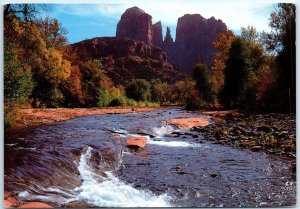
[126,136,148,149]
[19,202,53,208]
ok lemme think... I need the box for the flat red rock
[19,202,53,208]
[126,136,148,148]
[4,193,20,208]
[168,117,209,129]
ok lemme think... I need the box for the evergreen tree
[220,38,251,108]
[192,64,215,103]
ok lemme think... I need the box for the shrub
[109,96,126,106]
[97,89,110,107]
[125,79,151,102]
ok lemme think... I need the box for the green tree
[4,40,34,127]
[220,38,251,108]
[241,26,259,43]
[192,64,215,103]
[170,79,202,109]
[80,59,112,107]
[4,17,71,107]
[150,79,170,104]
[125,79,151,102]
[220,34,267,110]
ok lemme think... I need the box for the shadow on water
[4,109,296,207]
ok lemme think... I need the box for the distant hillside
[72,37,184,85]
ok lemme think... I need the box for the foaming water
[150,125,196,147]
[17,186,75,204]
[148,139,195,147]
[152,125,175,138]
[71,146,171,207]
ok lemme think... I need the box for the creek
[4,109,296,207]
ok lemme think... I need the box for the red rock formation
[152,21,163,46]
[72,37,182,85]
[164,27,174,44]
[172,14,227,73]
[126,136,148,148]
[116,7,152,45]
[115,7,228,74]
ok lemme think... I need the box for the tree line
[191,3,295,113]
[4,3,295,128]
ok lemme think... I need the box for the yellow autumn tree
[6,17,71,107]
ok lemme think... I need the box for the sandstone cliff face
[116,7,152,45]
[164,27,174,44]
[72,37,181,85]
[152,21,163,46]
[161,27,176,69]
[116,7,228,74]
[171,14,227,72]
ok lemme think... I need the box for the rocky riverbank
[191,112,296,170]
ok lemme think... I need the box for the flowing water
[4,109,296,207]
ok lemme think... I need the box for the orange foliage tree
[211,30,235,94]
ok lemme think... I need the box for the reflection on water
[4,109,296,207]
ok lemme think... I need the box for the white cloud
[45,0,297,33]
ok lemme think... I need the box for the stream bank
[10,107,166,131]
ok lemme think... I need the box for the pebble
[192,113,295,160]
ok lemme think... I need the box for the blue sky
[41,1,280,44]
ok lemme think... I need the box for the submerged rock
[167,131,182,137]
[210,173,218,178]
[176,170,187,175]
[62,201,97,208]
